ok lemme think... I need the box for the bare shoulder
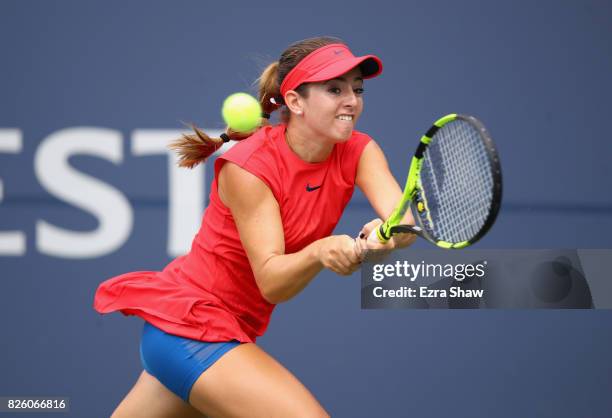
[357,140,390,178]
[360,139,384,158]
[218,161,275,208]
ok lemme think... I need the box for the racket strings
[419,120,494,243]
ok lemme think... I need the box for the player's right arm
[218,162,361,304]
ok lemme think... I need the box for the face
[298,66,364,142]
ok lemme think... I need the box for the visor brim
[304,54,383,83]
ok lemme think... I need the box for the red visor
[279,43,383,98]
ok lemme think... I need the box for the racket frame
[375,113,502,249]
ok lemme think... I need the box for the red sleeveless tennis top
[93,124,371,342]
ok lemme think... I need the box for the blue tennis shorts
[139,321,242,402]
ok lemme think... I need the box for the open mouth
[336,115,354,121]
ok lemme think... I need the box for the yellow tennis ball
[221,92,262,133]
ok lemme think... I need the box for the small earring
[296,110,303,115]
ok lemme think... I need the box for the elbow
[259,285,287,305]
[254,255,286,305]
[254,272,279,304]
[255,276,291,305]
[258,284,276,304]
[262,292,281,305]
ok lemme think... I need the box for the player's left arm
[355,140,416,249]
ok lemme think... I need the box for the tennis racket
[365,113,502,249]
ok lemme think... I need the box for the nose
[344,89,359,108]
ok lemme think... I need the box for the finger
[333,262,352,276]
[359,218,383,239]
[365,227,386,247]
[359,221,372,238]
[325,261,343,275]
[345,242,361,265]
[326,251,349,274]
[354,238,367,263]
[338,251,356,271]
[344,249,363,274]
[328,252,355,275]
[342,259,360,275]
[355,237,368,262]
[353,238,364,261]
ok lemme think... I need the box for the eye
[328,87,341,94]
[354,87,364,95]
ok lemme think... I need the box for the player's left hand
[355,218,395,263]
[355,218,417,263]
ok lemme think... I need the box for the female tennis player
[94,36,415,418]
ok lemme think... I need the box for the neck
[285,123,334,163]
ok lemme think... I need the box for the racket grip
[389,224,422,235]
[362,224,421,244]
[367,227,386,245]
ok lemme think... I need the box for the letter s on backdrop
[34,127,133,258]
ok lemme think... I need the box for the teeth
[337,115,353,121]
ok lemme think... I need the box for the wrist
[311,237,329,266]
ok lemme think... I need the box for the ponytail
[169,60,285,169]
[167,125,219,169]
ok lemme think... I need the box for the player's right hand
[318,235,362,276]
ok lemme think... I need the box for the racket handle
[389,224,422,235]
[360,224,422,243]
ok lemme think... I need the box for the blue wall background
[1,1,611,417]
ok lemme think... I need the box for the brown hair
[169,36,345,168]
